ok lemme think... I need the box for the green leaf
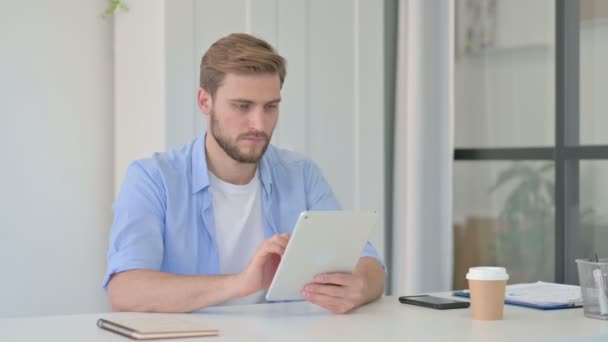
[489,163,526,193]
[103,0,128,18]
[539,162,554,173]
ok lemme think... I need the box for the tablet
[265,210,378,301]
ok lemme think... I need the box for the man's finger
[303,291,354,314]
[256,242,285,259]
[269,234,289,248]
[314,273,353,286]
[303,284,345,298]
[302,291,341,309]
[266,240,287,254]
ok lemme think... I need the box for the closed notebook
[97,316,219,340]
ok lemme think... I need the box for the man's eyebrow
[228,98,282,104]
[265,98,281,104]
[228,98,254,104]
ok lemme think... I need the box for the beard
[209,109,272,164]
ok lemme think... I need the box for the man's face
[203,73,281,163]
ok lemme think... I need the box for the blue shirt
[103,133,385,289]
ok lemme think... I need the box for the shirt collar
[191,132,273,196]
[191,133,209,194]
[258,147,273,196]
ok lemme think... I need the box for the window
[453,0,608,286]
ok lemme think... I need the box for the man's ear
[197,87,212,116]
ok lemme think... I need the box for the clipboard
[453,281,583,310]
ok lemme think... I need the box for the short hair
[200,33,287,98]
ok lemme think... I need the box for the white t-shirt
[208,169,265,305]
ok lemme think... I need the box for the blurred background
[1,0,606,318]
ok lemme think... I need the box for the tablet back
[265,210,377,301]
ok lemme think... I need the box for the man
[104,33,385,314]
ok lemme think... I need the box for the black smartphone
[398,295,470,310]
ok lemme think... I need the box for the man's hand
[237,233,290,296]
[301,273,366,314]
[301,257,385,314]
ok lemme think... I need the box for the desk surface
[2,295,608,342]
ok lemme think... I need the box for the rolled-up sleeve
[102,161,166,289]
[304,160,387,272]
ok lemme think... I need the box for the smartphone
[398,295,470,310]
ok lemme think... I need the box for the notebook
[453,281,583,310]
[97,315,219,340]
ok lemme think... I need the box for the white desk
[2,295,608,342]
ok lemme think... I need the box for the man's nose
[248,108,265,131]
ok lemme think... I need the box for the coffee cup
[466,267,509,320]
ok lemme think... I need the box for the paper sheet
[505,281,582,306]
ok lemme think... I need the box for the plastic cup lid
[466,267,509,281]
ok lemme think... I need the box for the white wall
[0,0,113,317]
[114,0,166,195]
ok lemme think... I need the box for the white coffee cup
[466,267,509,320]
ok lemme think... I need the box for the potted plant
[490,162,555,283]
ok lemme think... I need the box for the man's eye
[266,104,278,110]
[235,104,249,110]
